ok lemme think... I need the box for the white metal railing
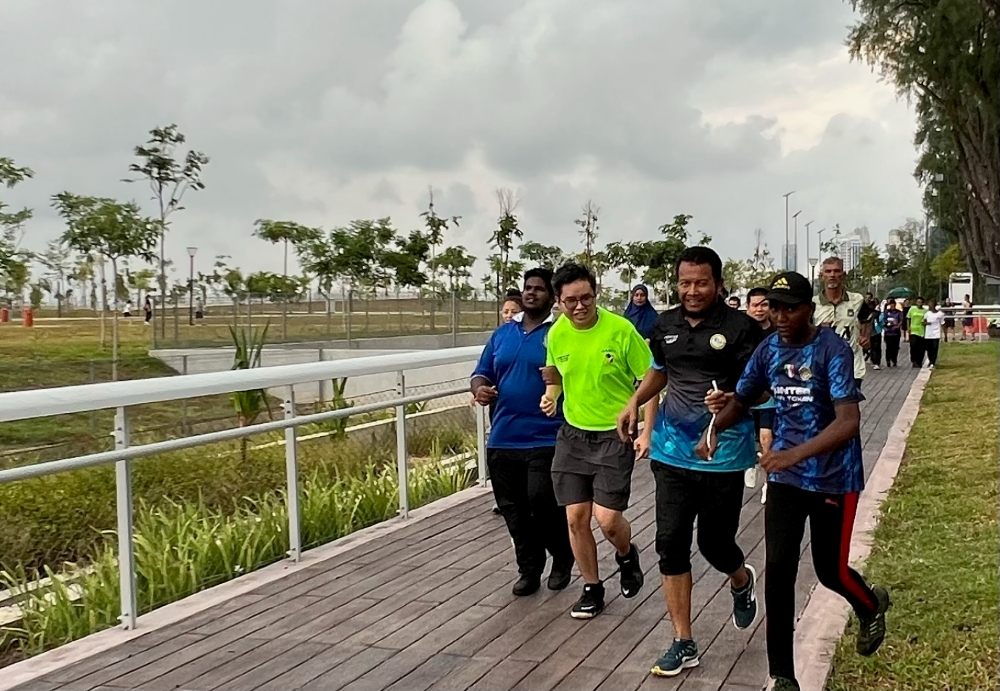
[0,345,487,630]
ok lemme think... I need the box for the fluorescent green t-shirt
[908,306,928,337]
[545,308,652,431]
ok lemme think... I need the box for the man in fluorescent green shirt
[907,296,928,367]
[541,263,653,619]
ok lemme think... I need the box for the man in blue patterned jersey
[617,246,761,678]
[698,272,891,691]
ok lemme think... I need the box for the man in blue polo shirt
[471,268,574,596]
[699,272,891,691]
[618,246,761,678]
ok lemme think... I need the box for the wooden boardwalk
[15,366,918,691]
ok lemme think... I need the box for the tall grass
[0,454,475,660]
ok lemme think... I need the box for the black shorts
[551,424,635,512]
[651,461,746,576]
[752,407,775,433]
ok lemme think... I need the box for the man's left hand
[760,448,801,472]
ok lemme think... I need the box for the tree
[640,214,706,302]
[434,245,477,297]
[518,241,566,270]
[574,201,600,264]
[126,124,210,336]
[38,240,72,316]
[848,0,999,274]
[252,219,321,339]
[491,189,524,302]
[931,243,967,289]
[52,194,158,379]
[129,267,157,306]
[852,244,888,293]
[604,241,648,289]
[420,189,461,301]
[0,157,34,310]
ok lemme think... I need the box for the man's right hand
[473,385,497,406]
[540,395,558,417]
[695,428,717,461]
[616,398,640,443]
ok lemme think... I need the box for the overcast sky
[1,0,923,287]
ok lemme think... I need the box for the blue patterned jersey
[735,327,865,493]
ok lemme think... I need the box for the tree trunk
[98,261,107,348]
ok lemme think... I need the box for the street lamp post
[804,220,813,280]
[792,210,802,275]
[814,228,827,282]
[187,247,197,326]
[783,191,795,270]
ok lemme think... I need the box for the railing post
[475,401,488,487]
[317,348,326,405]
[283,386,302,562]
[395,370,409,518]
[180,354,189,434]
[114,406,138,629]
[88,360,97,431]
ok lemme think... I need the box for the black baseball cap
[766,272,813,306]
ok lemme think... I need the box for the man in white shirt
[923,299,944,369]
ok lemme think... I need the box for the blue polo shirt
[735,328,865,494]
[472,313,564,448]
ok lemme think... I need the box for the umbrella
[886,286,913,299]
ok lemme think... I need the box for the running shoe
[731,564,758,630]
[772,677,801,691]
[650,638,699,677]
[856,585,891,656]
[570,582,605,619]
[616,543,643,598]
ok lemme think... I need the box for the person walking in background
[623,284,659,341]
[923,299,943,369]
[746,286,777,502]
[143,296,153,324]
[727,295,742,310]
[942,298,955,342]
[868,298,883,371]
[123,300,133,318]
[700,272,891,691]
[907,297,928,367]
[502,290,523,324]
[814,257,871,389]
[541,263,651,619]
[900,298,911,342]
[471,269,574,596]
[882,300,903,367]
[962,294,974,340]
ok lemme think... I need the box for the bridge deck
[15,366,918,691]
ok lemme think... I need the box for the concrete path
[9,365,919,691]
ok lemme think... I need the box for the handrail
[0,386,467,484]
[0,345,484,422]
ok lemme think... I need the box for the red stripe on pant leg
[838,492,878,612]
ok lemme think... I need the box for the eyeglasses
[561,294,595,309]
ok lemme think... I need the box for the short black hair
[553,262,597,297]
[747,287,769,300]
[523,267,554,297]
[505,287,522,299]
[728,296,741,307]
[675,246,723,282]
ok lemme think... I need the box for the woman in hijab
[623,284,658,340]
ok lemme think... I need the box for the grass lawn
[826,341,999,691]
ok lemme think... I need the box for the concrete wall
[151,335,491,405]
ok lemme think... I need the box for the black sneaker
[616,543,643,598]
[547,561,573,591]
[512,574,541,597]
[856,585,891,656]
[772,676,801,691]
[650,638,699,677]
[570,582,605,619]
[731,564,758,630]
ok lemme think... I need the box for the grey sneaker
[772,677,801,691]
[650,638,699,677]
[731,564,758,630]
[856,585,891,656]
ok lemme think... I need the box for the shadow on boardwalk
[14,366,918,691]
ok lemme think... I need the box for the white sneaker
[929,364,935,369]
[873,365,881,370]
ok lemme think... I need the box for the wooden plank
[466,658,538,691]
[296,647,396,691]
[50,632,204,689]
[382,653,469,691]
[214,641,334,691]
[183,636,303,690]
